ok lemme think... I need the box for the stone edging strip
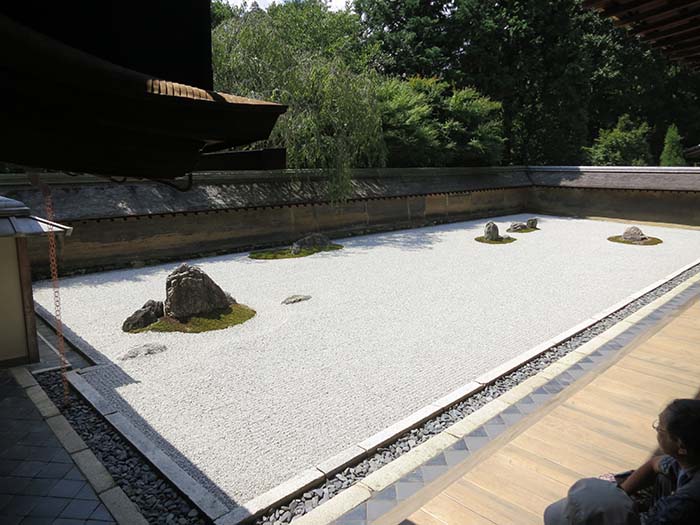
[64,369,231,521]
[35,302,105,366]
[7,366,149,525]
[34,256,700,525]
[293,270,700,525]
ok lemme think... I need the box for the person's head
[655,399,700,464]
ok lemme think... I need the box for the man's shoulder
[657,455,680,478]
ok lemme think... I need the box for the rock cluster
[291,233,332,255]
[483,221,513,242]
[622,226,648,243]
[507,217,538,233]
[122,300,164,332]
[123,263,235,331]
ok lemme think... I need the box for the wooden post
[15,237,39,363]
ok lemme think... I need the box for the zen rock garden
[31,214,700,512]
[122,263,255,333]
[609,226,663,246]
[249,233,343,259]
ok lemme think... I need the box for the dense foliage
[212,1,385,200]
[660,125,687,167]
[355,0,700,166]
[584,115,651,167]
[212,0,700,177]
[212,0,504,197]
[377,78,503,167]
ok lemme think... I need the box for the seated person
[544,398,700,524]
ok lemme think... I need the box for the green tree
[377,77,503,167]
[354,0,458,77]
[355,0,700,165]
[444,85,504,166]
[584,115,651,166]
[659,124,686,167]
[376,78,440,167]
[211,0,237,28]
[212,1,385,200]
[357,0,593,165]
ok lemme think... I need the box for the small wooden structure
[584,0,700,70]
[0,196,71,366]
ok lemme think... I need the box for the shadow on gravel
[33,314,246,524]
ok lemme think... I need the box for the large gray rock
[526,218,538,229]
[484,222,501,241]
[164,264,231,320]
[122,300,163,332]
[622,226,648,242]
[291,233,332,255]
[507,222,528,233]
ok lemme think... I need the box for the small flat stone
[282,295,311,305]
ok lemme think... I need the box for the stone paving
[2,316,115,524]
[0,368,116,524]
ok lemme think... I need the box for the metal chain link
[40,187,70,405]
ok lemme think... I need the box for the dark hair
[665,399,700,454]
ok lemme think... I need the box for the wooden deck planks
[402,296,700,525]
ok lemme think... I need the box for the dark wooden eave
[0,14,287,180]
[583,0,700,70]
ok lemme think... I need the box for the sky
[228,0,348,11]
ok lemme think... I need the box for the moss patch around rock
[131,304,256,334]
[249,244,343,260]
[474,236,517,245]
[607,236,663,246]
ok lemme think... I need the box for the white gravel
[33,214,700,505]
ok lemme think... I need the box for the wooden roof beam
[669,52,700,63]
[660,33,700,51]
[597,0,667,19]
[651,27,700,47]
[582,0,613,10]
[642,20,700,43]
[673,52,700,61]
[616,1,700,28]
[668,43,700,58]
[631,9,700,36]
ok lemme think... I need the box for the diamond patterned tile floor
[0,370,115,524]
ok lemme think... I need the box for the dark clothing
[643,456,700,525]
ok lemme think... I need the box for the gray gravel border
[36,370,211,525]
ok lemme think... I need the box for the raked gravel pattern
[33,214,700,506]
[255,263,700,525]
